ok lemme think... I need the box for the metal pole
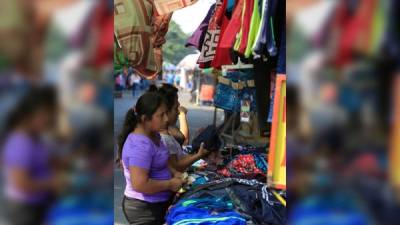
[196,70,200,105]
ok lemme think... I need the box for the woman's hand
[168,177,185,192]
[197,142,210,158]
[178,106,188,115]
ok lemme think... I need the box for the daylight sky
[172,0,215,34]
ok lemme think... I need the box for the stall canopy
[162,62,176,71]
[177,53,200,70]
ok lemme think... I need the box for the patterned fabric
[154,0,199,16]
[197,0,225,68]
[153,12,173,75]
[114,0,172,79]
[114,0,158,78]
[218,154,267,179]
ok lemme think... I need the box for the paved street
[114,89,223,225]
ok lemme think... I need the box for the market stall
[163,0,287,224]
[114,0,286,224]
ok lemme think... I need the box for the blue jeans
[132,83,138,96]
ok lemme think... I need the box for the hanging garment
[154,0,199,16]
[214,70,256,112]
[211,0,245,69]
[234,0,255,55]
[87,0,113,68]
[252,0,278,58]
[244,0,262,58]
[114,0,159,78]
[331,0,377,68]
[253,59,272,132]
[197,0,227,68]
[153,12,173,78]
[276,26,285,74]
[214,71,241,112]
[275,0,286,74]
[267,72,276,122]
[186,4,216,51]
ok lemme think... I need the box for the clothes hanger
[221,58,253,76]
[221,58,254,71]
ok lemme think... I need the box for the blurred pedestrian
[2,87,66,225]
[129,73,141,97]
[167,70,175,85]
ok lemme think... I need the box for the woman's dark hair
[148,83,178,111]
[5,86,57,132]
[116,92,166,165]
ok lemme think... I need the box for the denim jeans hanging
[214,70,257,112]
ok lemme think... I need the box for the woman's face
[30,108,56,133]
[147,103,169,132]
[167,98,180,126]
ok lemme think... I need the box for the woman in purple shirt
[2,87,62,225]
[116,92,184,225]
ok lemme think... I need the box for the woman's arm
[178,107,189,145]
[168,143,209,173]
[130,167,183,194]
[10,169,62,193]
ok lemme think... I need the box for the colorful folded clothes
[218,153,267,180]
[167,178,286,225]
[166,197,246,225]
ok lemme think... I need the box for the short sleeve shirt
[121,133,172,202]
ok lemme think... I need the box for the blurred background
[287,0,400,224]
[2,0,400,224]
[0,0,113,224]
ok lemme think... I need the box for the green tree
[163,20,196,65]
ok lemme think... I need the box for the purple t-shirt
[122,133,172,202]
[2,132,51,204]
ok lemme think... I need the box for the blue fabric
[275,0,285,74]
[226,0,236,15]
[253,153,268,172]
[230,185,286,225]
[166,197,246,225]
[169,179,286,225]
[214,72,240,112]
[290,194,369,225]
[47,193,113,225]
[214,70,257,112]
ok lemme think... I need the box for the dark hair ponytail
[4,86,57,133]
[116,92,166,165]
[116,108,137,165]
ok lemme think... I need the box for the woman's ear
[140,115,147,123]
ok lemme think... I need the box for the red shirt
[211,0,244,69]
